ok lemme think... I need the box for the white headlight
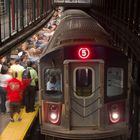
[110,112,120,123]
[112,112,119,120]
[50,112,57,120]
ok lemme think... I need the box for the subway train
[38,9,128,140]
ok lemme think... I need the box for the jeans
[0,86,6,112]
[25,85,36,112]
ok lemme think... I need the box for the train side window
[45,68,62,93]
[107,67,124,97]
[65,0,77,3]
[75,68,94,97]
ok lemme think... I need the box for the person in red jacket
[6,74,23,122]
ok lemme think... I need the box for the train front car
[39,10,128,140]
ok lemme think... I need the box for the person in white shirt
[0,65,12,113]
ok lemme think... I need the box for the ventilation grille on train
[59,38,95,45]
[0,1,6,16]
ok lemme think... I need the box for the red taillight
[44,102,62,125]
[107,101,125,124]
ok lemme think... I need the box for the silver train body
[38,9,128,140]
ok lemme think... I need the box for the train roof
[41,9,113,57]
[60,9,90,19]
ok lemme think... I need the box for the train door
[65,60,104,128]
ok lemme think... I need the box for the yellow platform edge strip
[0,106,39,140]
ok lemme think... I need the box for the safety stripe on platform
[0,107,38,140]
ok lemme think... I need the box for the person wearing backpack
[24,61,38,113]
[22,67,32,89]
[21,67,32,108]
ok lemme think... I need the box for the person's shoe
[1,112,5,115]
[10,118,14,122]
[31,109,35,112]
[18,118,22,121]
[6,111,10,114]
[20,105,24,109]
[26,109,30,113]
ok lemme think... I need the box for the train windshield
[75,68,93,97]
[107,67,124,97]
[45,68,62,92]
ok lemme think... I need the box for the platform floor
[0,113,9,134]
[0,107,38,140]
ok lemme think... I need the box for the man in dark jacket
[24,61,38,113]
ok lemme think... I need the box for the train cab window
[45,68,62,93]
[74,68,94,97]
[107,67,124,97]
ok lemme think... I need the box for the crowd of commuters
[0,7,63,122]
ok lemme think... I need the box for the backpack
[22,68,31,79]
[22,68,32,89]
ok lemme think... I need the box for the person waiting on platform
[6,72,23,122]
[24,61,38,113]
[0,65,12,114]
[10,57,25,81]
[47,75,58,91]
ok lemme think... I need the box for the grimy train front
[38,10,128,140]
